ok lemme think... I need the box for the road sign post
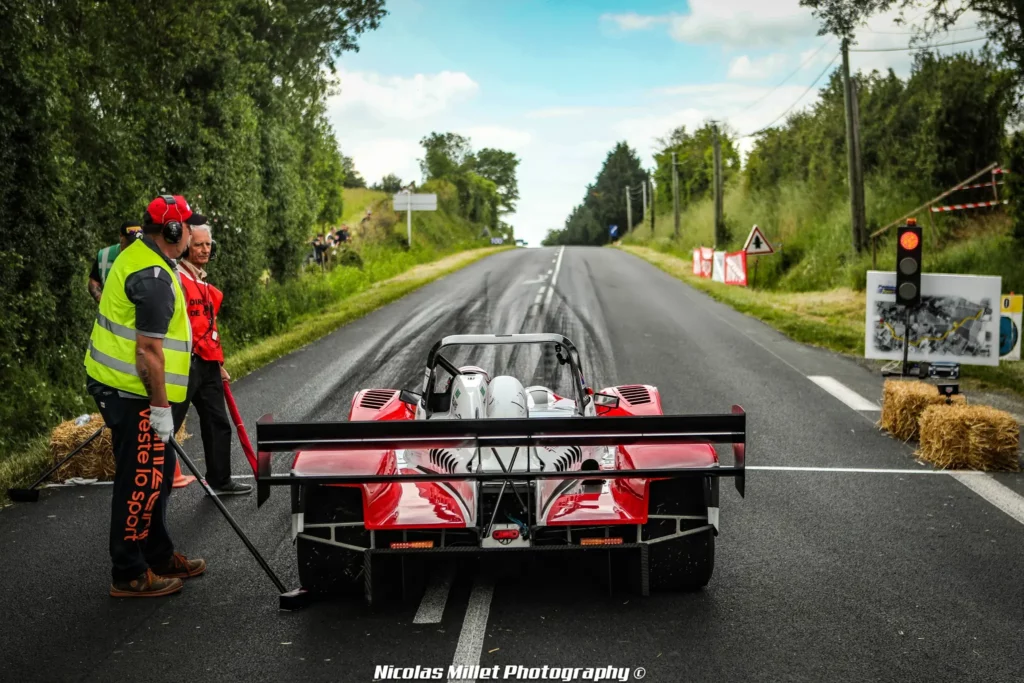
[392,192,438,247]
[743,225,774,289]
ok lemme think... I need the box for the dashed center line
[413,564,454,624]
[448,580,494,683]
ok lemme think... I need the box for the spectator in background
[88,222,143,303]
[172,223,251,496]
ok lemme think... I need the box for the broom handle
[223,381,258,477]
[25,425,107,489]
[168,436,286,593]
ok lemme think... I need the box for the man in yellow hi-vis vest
[85,194,209,598]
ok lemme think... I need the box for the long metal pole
[672,153,680,237]
[168,437,286,593]
[404,189,412,247]
[901,307,911,377]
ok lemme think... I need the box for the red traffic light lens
[899,231,920,251]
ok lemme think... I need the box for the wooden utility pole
[712,122,724,247]
[641,179,647,219]
[841,38,867,252]
[650,179,656,232]
[625,186,633,232]
[672,152,680,237]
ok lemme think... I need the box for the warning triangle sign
[743,225,774,255]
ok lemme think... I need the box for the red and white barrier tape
[931,199,1008,212]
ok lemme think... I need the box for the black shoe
[210,480,252,495]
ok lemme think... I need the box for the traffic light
[895,218,922,307]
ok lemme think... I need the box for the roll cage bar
[421,334,590,417]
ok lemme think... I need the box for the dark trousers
[172,357,233,488]
[91,387,176,582]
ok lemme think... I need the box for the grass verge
[1,246,507,506]
[620,244,1024,398]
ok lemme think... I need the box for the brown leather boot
[151,552,207,579]
[110,569,183,598]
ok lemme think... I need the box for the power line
[738,50,841,139]
[860,24,980,35]
[733,37,835,118]
[849,35,987,52]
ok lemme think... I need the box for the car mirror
[399,389,422,406]
[593,392,619,410]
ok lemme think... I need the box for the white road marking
[448,580,494,683]
[550,246,565,287]
[747,466,980,474]
[948,472,1024,525]
[543,284,554,309]
[413,564,454,624]
[534,287,546,306]
[807,376,880,411]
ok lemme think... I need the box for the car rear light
[492,528,520,541]
[390,541,433,549]
[580,537,622,546]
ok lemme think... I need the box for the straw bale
[50,413,190,482]
[917,404,1021,472]
[878,379,965,442]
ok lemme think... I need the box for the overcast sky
[330,0,985,245]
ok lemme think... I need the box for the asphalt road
[2,246,1023,683]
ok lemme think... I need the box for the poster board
[724,251,747,286]
[711,251,726,283]
[865,271,1002,367]
[1001,294,1022,361]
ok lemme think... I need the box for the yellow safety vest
[83,239,192,402]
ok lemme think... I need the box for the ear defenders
[159,195,185,244]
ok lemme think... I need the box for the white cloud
[602,2,819,47]
[600,12,669,31]
[463,126,532,151]
[344,138,423,190]
[330,69,479,123]
[727,53,789,80]
[669,1,818,47]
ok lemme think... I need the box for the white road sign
[743,225,774,255]
[393,193,437,211]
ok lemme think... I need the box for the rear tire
[643,477,715,592]
[296,485,367,597]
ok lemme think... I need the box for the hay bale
[51,413,190,482]
[917,404,1021,471]
[878,379,965,442]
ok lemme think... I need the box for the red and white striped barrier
[931,199,1008,212]
[724,251,747,286]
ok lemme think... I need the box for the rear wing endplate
[253,406,747,507]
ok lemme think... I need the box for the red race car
[254,333,747,607]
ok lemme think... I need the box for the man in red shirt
[171,222,251,495]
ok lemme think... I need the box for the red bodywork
[291,385,718,531]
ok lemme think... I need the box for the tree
[419,132,473,181]
[341,154,366,188]
[375,173,403,193]
[799,1,1024,100]
[554,142,648,245]
[473,148,520,214]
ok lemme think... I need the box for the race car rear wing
[253,406,747,507]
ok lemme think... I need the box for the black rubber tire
[296,486,368,597]
[643,477,715,592]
